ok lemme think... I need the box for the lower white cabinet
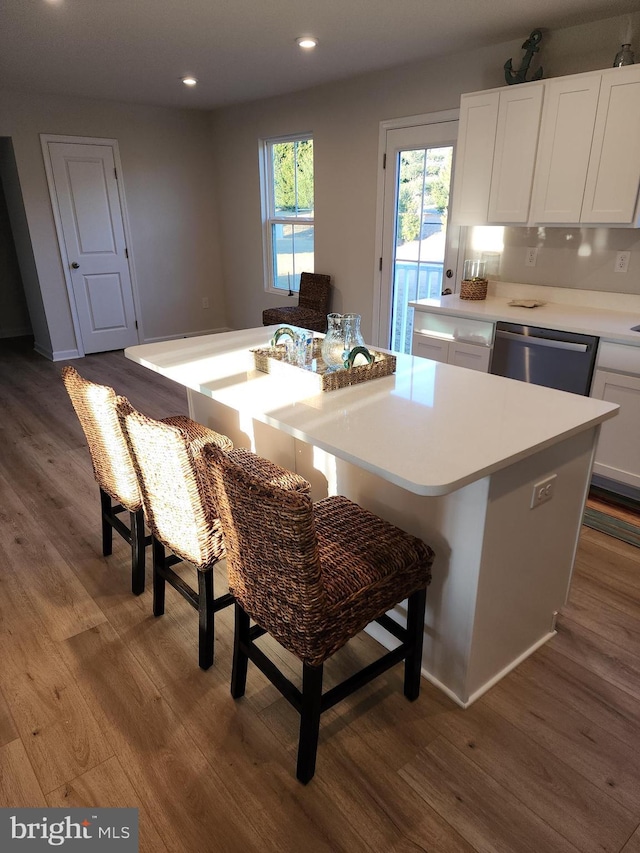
[412,332,491,372]
[591,368,640,489]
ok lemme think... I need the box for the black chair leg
[130,508,146,595]
[152,538,166,617]
[404,587,427,701]
[231,603,250,698]
[297,662,323,784]
[100,488,113,556]
[198,568,214,670]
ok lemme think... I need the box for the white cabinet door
[530,74,601,223]
[591,369,640,489]
[581,66,640,224]
[488,83,544,223]
[449,341,491,372]
[412,333,491,372]
[412,333,449,363]
[450,91,499,225]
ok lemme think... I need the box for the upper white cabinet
[450,91,499,225]
[452,64,640,227]
[488,84,544,223]
[451,84,542,225]
[530,75,601,223]
[581,66,640,224]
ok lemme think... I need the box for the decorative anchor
[504,29,543,85]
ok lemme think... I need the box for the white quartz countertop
[125,327,617,497]
[410,291,640,345]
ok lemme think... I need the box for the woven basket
[460,278,488,300]
[252,336,396,393]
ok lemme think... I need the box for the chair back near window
[116,397,227,569]
[205,445,329,659]
[62,366,141,512]
[297,272,332,314]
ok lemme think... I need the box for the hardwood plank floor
[2,335,640,851]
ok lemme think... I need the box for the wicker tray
[251,336,396,393]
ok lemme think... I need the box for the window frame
[259,132,314,295]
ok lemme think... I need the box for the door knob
[71,262,80,269]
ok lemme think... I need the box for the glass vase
[321,313,345,368]
[342,313,365,359]
[613,44,635,67]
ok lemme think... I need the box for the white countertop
[410,283,640,345]
[125,327,617,497]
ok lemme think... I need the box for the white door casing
[373,111,461,350]
[42,136,140,355]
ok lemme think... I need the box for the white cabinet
[581,66,640,224]
[450,91,499,225]
[411,310,494,372]
[488,84,544,223]
[449,341,492,372]
[591,342,640,489]
[451,84,543,225]
[454,65,640,227]
[530,75,601,223]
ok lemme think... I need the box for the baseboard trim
[143,327,232,344]
[47,346,81,362]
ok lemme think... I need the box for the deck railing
[391,260,444,354]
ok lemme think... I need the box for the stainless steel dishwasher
[489,322,599,395]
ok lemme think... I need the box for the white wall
[210,13,640,340]
[0,90,228,358]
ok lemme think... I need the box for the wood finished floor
[1,336,640,852]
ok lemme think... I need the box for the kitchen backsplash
[473,225,640,294]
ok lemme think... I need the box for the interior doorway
[41,135,140,355]
[374,112,461,352]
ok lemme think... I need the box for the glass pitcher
[321,313,345,368]
[342,313,365,359]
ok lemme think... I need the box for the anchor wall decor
[504,29,544,85]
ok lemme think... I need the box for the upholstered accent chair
[204,444,435,782]
[262,272,332,333]
[116,398,310,669]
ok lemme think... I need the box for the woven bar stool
[62,366,178,595]
[116,398,310,669]
[204,444,435,783]
[62,366,235,596]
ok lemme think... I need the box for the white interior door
[376,119,460,353]
[45,139,138,354]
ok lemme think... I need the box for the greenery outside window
[261,134,314,293]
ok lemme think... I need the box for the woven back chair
[262,272,332,333]
[204,444,435,783]
[62,366,149,595]
[116,397,311,669]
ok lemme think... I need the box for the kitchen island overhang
[126,327,618,706]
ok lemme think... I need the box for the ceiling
[1,0,637,111]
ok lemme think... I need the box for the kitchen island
[126,327,617,706]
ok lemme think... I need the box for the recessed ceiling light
[296,37,318,49]
[182,76,197,87]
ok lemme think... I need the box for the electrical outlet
[525,247,538,267]
[530,474,557,509]
[615,251,630,273]
[202,297,210,309]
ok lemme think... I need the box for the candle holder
[460,259,488,301]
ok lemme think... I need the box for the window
[261,134,314,293]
